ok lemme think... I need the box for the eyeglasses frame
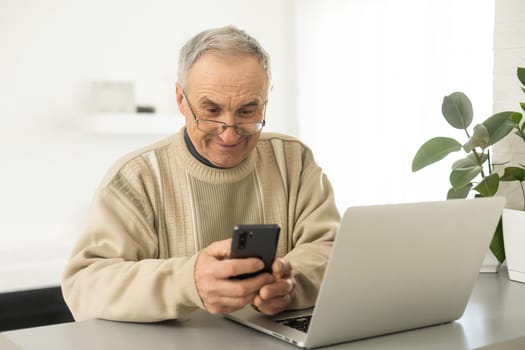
[182,90,266,136]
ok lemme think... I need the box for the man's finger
[205,273,274,298]
[259,278,294,300]
[199,273,274,315]
[253,294,293,316]
[272,259,292,279]
[216,258,266,279]
[205,238,233,259]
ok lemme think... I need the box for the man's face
[176,53,268,168]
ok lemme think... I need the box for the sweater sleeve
[283,160,340,310]
[61,183,204,322]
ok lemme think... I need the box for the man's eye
[240,109,256,117]
[202,108,221,118]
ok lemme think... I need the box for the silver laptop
[225,197,505,348]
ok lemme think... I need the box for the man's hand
[194,239,274,315]
[253,259,296,316]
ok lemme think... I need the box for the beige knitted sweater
[62,129,340,322]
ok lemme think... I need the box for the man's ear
[175,83,185,112]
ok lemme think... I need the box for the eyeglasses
[182,90,266,136]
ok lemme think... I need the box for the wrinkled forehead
[185,52,270,97]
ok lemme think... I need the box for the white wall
[492,0,525,210]
[295,0,495,212]
[0,0,295,292]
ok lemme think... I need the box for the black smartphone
[230,224,281,279]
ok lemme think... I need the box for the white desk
[3,269,525,350]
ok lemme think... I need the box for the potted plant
[411,67,525,279]
[498,67,525,283]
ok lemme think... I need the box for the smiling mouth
[218,142,241,148]
[212,138,244,149]
[214,144,243,154]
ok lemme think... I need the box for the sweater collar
[174,128,258,183]
[183,129,222,169]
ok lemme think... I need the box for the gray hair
[177,25,271,89]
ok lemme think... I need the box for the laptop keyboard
[277,315,312,333]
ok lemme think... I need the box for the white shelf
[80,113,185,135]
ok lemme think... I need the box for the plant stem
[472,149,486,178]
[488,150,493,174]
[520,181,525,211]
[464,128,487,177]
[463,128,491,178]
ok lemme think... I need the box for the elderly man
[62,26,340,322]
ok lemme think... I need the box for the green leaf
[463,124,490,152]
[412,137,462,172]
[449,166,482,189]
[489,218,505,263]
[482,112,516,146]
[442,92,473,129]
[500,166,525,182]
[518,67,525,86]
[512,111,523,124]
[473,173,500,197]
[447,184,472,199]
[520,102,525,113]
[452,153,487,170]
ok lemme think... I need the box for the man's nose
[219,125,241,144]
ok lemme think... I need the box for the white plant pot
[502,208,525,283]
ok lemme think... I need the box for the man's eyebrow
[198,98,263,109]
[198,98,222,108]
[239,101,261,108]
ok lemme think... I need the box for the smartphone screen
[230,224,281,279]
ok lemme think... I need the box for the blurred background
[0,0,523,327]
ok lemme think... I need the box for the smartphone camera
[238,231,254,250]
